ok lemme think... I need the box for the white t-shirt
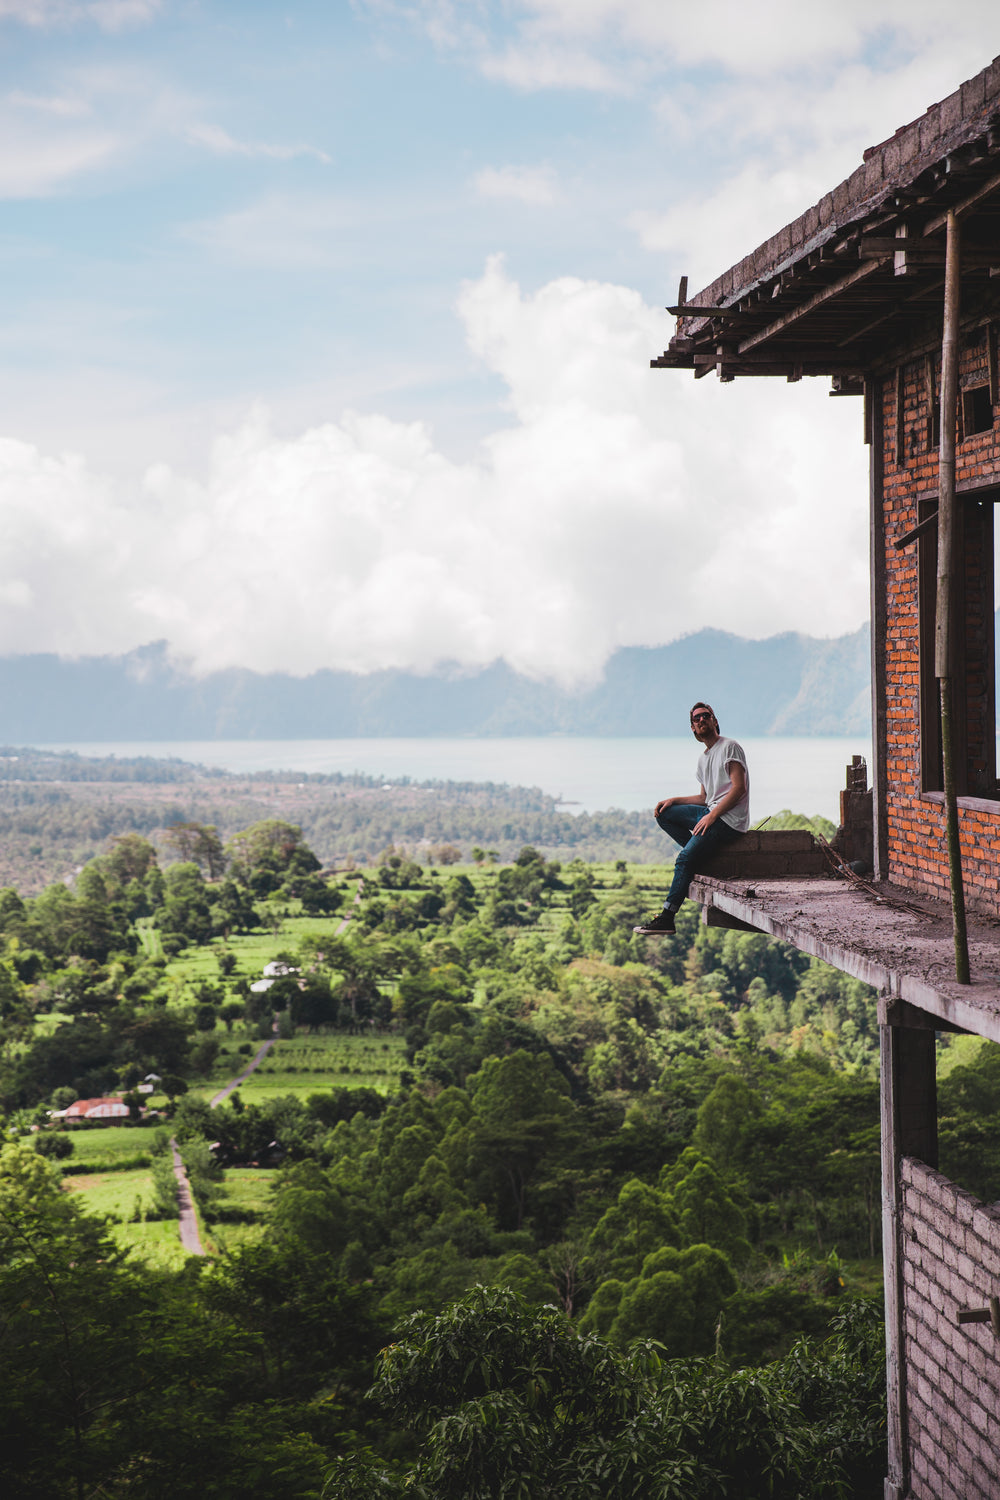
[697,737,750,833]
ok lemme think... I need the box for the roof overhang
[654,57,1000,388]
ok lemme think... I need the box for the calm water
[39,736,871,825]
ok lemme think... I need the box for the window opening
[961,385,993,438]
[920,492,997,797]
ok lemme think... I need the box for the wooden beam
[893,509,938,551]
[666,304,752,320]
[737,257,889,354]
[925,353,936,452]
[837,307,897,348]
[936,208,971,985]
[676,274,688,309]
[860,236,945,261]
[869,378,888,878]
[923,167,1000,236]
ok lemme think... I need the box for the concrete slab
[688,874,1000,1044]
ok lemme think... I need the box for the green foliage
[0,803,924,1494]
[33,1129,74,1159]
[762,809,838,839]
[938,1041,1000,1201]
[339,1285,885,1498]
[0,1143,330,1497]
[151,1150,180,1218]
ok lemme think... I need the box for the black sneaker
[633,910,675,935]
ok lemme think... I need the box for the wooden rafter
[737,257,891,354]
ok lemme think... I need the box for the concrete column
[880,999,938,1500]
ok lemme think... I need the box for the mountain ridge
[0,626,873,739]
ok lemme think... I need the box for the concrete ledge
[697,829,829,879]
[688,874,1000,1045]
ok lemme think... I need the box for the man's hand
[692,810,715,837]
[654,797,674,816]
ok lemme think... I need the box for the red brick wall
[899,1157,1000,1499]
[880,329,1000,913]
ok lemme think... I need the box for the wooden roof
[654,56,1000,388]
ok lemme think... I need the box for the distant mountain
[0,627,873,741]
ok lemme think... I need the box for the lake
[39,736,872,825]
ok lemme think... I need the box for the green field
[108,1217,192,1270]
[163,909,352,992]
[207,1167,278,1254]
[188,1031,408,1103]
[63,1123,166,1167]
[54,859,676,1262]
[65,1166,159,1221]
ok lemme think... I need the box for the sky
[0,0,997,686]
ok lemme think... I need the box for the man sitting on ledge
[635,701,749,935]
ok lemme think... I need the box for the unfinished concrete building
[654,56,1000,1500]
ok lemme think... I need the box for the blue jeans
[656,803,743,910]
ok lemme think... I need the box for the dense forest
[4,795,1000,1497]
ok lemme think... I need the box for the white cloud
[481,42,628,93]
[0,110,118,195]
[0,0,159,30]
[473,163,557,204]
[182,193,362,270]
[0,68,203,197]
[185,123,331,165]
[0,260,869,684]
[631,40,1000,291]
[386,0,1000,88]
[8,90,91,115]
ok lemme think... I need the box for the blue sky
[0,1,996,682]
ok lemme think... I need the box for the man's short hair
[690,701,719,732]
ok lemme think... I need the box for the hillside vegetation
[0,745,668,893]
[5,805,1000,1496]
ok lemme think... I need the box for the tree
[101,833,159,886]
[163,822,227,879]
[158,862,213,947]
[224,820,320,894]
[0,1143,330,1497]
[587,1177,680,1282]
[463,1051,580,1232]
[337,1286,886,1499]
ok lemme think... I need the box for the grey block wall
[900,1158,1000,1498]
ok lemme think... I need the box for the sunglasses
[691,712,713,723]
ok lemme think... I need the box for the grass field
[108,1218,191,1269]
[187,1031,408,1103]
[205,1167,278,1254]
[156,862,675,996]
[163,909,351,993]
[64,1166,158,1220]
[64,1124,167,1166]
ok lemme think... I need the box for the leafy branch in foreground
[327,1286,885,1499]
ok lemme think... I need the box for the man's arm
[692,762,746,837]
[655,790,707,817]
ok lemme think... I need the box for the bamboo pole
[935,208,971,984]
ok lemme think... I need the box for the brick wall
[880,332,1000,914]
[899,1157,1000,1498]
